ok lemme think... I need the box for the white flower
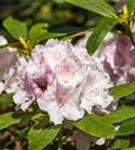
[36,40,87,124]
[0,36,8,46]
[37,80,84,124]
[14,39,113,124]
[13,88,34,111]
[56,55,86,88]
[80,60,113,113]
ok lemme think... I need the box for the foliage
[0,0,135,150]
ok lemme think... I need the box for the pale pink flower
[13,46,55,110]
[80,61,113,113]
[37,40,113,124]
[76,32,135,85]
[37,80,85,124]
[96,33,135,85]
[0,36,18,94]
[14,39,113,124]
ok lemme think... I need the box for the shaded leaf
[67,0,117,18]
[51,25,81,33]
[86,17,118,54]
[13,111,37,123]
[109,82,135,100]
[102,106,135,124]
[111,138,129,150]
[0,93,13,109]
[117,118,135,136]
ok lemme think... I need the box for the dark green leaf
[0,93,13,109]
[86,17,118,54]
[0,112,20,130]
[28,125,60,150]
[111,138,129,150]
[67,0,117,18]
[28,23,66,47]
[109,82,135,100]
[117,118,135,136]
[72,115,115,139]
[102,106,135,124]
[51,25,81,33]
[13,111,37,123]
[3,17,27,40]
[123,147,135,150]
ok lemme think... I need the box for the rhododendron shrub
[1,0,135,150]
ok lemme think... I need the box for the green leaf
[124,147,135,150]
[67,0,117,18]
[111,138,129,150]
[117,118,135,136]
[0,112,20,130]
[28,23,66,47]
[3,17,27,40]
[86,17,118,54]
[102,106,135,124]
[0,93,13,109]
[109,82,135,100]
[126,0,135,15]
[13,111,37,123]
[72,115,115,139]
[28,125,60,150]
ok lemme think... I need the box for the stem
[58,125,63,150]
[62,29,92,41]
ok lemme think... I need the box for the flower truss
[13,39,113,124]
[96,33,135,85]
[0,36,18,94]
[76,32,135,85]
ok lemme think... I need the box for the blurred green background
[0,0,121,34]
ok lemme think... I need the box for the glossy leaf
[109,82,135,100]
[72,115,115,139]
[111,138,129,150]
[28,23,66,47]
[3,17,27,40]
[0,93,13,109]
[28,125,60,150]
[102,106,135,124]
[86,17,118,54]
[117,118,135,136]
[67,0,117,18]
[0,112,20,130]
